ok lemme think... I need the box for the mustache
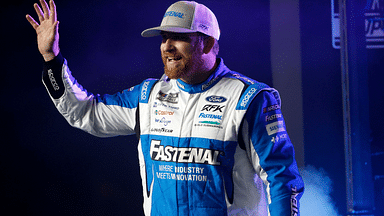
[161,52,183,59]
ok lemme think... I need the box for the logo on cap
[164,11,184,18]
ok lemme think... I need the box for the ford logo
[205,96,227,103]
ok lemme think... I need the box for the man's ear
[203,36,215,54]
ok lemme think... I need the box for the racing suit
[42,53,304,216]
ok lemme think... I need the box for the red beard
[161,53,192,80]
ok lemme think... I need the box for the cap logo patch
[164,11,184,18]
[199,24,209,31]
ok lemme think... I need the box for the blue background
[1,0,383,215]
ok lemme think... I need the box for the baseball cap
[141,1,220,40]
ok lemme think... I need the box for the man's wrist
[42,50,60,62]
[43,52,64,69]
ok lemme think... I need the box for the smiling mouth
[167,56,182,62]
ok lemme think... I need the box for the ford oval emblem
[205,96,227,103]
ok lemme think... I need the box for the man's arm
[241,90,304,216]
[27,0,140,137]
[41,52,141,137]
[26,0,59,62]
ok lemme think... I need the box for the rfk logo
[201,105,225,112]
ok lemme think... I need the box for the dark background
[1,0,383,215]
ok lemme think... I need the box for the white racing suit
[42,53,304,216]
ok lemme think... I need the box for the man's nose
[162,39,176,53]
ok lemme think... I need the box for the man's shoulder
[222,70,269,88]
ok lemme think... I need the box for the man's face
[160,32,203,80]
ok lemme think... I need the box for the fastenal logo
[150,140,222,165]
[198,113,222,120]
[205,96,227,103]
[164,11,184,18]
[265,113,282,122]
[141,81,150,100]
[240,88,257,107]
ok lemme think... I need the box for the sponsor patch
[164,11,184,19]
[232,73,255,85]
[263,104,280,113]
[157,91,179,104]
[265,113,282,122]
[271,133,288,143]
[150,128,173,133]
[194,123,223,129]
[201,105,225,112]
[47,69,59,91]
[150,140,222,165]
[198,113,222,125]
[205,96,227,103]
[291,186,299,216]
[266,120,286,135]
[141,81,150,100]
[154,117,172,126]
[202,77,218,90]
[240,88,257,107]
[153,102,179,110]
[154,110,174,115]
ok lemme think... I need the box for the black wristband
[42,52,65,99]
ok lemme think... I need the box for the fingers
[27,0,57,30]
[50,0,57,22]
[33,3,44,23]
[40,0,50,20]
[26,14,39,30]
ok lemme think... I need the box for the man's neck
[180,58,219,85]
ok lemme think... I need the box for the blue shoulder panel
[139,78,158,104]
[95,84,140,109]
[236,82,270,110]
[96,78,158,108]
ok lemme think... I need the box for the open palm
[26,0,59,62]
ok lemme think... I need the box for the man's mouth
[167,56,182,62]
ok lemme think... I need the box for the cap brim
[141,26,197,37]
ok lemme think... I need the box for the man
[26,0,304,215]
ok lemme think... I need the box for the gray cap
[141,1,220,40]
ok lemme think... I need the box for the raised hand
[26,0,60,62]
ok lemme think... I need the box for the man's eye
[161,34,190,42]
[176,36,189,41]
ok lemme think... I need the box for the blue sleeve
[242,90,304,216]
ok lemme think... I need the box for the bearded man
[26,0,304,215]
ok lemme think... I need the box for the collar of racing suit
[160,58,232,94]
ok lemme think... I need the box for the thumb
[54,21,60,34]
